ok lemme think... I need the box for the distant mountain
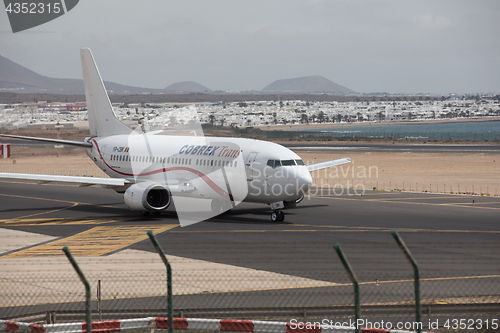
[262,75,356,94]
[0,54,166,94]
[164,81,212,93]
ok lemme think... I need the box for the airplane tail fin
[80,48,132,137]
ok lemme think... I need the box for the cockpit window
[268,159,304,167]
[281,159,296,166]
[267,159,282,168]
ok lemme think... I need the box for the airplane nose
[297,168,313,190]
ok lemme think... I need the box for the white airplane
[0,49,350,226]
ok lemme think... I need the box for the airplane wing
[0,172,129,187]
[0,172,198,195]
[306,157,351,172]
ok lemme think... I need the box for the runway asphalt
[1,179,499,279]
[283,143,500,153]
[4,138,500,153]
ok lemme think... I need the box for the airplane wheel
[141,211,151,216]
[153,212,161,216]
[278,210,285,222]
[271,211,279,222]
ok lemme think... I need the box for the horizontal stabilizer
[307,157,351,172]
[0,134,92,148]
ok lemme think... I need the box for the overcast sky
[1,0,499,94]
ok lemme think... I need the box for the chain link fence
[1,233,499,333]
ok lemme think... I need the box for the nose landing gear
[271,210,285,222]
[270,201,285,222]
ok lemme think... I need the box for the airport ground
[1,142,499,196]
[0,142,499,327]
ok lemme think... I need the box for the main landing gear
[211,199,232,215]
[271,210,285,222]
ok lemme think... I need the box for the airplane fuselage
[87,134,312,205]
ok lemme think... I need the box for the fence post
[333,243,360,333]
[390,230,422,333]
[147,231,173,333]
[97,280,102,321]
[62,247,91,333]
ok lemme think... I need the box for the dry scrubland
[301,151,499,196]
[1,144,498,196]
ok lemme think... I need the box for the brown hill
[262,75,356,94]
[164,81,212,93]
[0,54,163,94]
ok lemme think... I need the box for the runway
[1,179,499,278]
[4,138,500,153]
[283,143,500,153]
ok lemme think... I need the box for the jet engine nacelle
[124,182,171,212]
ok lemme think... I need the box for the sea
[295,120,500,141]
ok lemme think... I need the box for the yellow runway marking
[163,274,500,295]
[362,196,458,201]
[2,224,178,258]
[0,192,128,213]
[0,217,139,226]
[316,195,500,210]
[14,203,80,220]
[171,227,500,234]
[0,192,79,205]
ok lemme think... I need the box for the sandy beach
[1,145,498,196]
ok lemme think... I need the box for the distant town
[0,94,499,132]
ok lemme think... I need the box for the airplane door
[245,152,258,181]
[98,145,108,171]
